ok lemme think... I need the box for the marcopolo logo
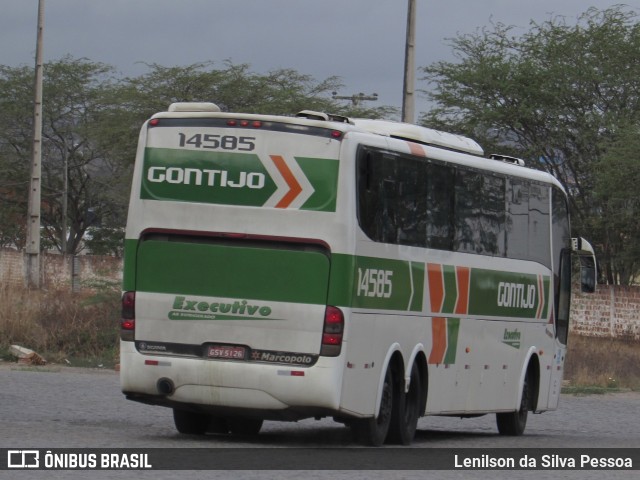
[250,349,317,366]
[169,296,274,321]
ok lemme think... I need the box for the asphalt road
[1,363,639,479]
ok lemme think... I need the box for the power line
[332,92,378,107]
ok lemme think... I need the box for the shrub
[0,282,120,366]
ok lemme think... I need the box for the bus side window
[529,184,551,266]
[426,163,455,251]
[453,169,505,256]
[357,149,379,241]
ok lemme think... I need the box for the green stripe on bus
[139,148,339,212]
[135,240,330,305]
[444,318,460,364]
[467,268,548,318]
[441,264,458,314]
[328,254,424,312]
[295,156,339,212]
[125,241,551,319]
[410,262,425,312]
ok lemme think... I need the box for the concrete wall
[0,248,122,290]
[571,285,640,340]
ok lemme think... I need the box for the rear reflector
[278,370,305,376]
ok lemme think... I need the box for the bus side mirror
[579,256,596,293]
[572,237,597,293]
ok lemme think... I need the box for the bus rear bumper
[120,341,344,420]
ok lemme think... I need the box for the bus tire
[228,417,264,436]
[388,365,421,445]
[209,417,230,434]
[173,408,209,435]
[352,367,394,446]
[496,369,531,436]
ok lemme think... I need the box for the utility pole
[332,92,378,107]
[61,149,68,254]
[402,0,417,123]
[26,0,45,288]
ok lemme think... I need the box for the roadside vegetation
[564,334,640,393]
[1,280,638,393]
[0,282,120,368]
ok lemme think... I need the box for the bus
[120,102,597,446]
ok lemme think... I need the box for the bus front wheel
[496,370,531,436]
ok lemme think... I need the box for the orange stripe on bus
[428,317,447,364]
[427,263,445,313]
[406,141,426,157]
[454,266,470,315]
[270,155,302,208]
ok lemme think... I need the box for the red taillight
[320,306,344,357]
[121,319,135,330]
[122,291,135,319]
[322,333,341,345]
[121,291,136,341]
[227,119,262,128]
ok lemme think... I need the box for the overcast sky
[2,0,639,116]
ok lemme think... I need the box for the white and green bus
[120,102,596,445]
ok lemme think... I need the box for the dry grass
[565,334,640,389]
[0,281,120,366]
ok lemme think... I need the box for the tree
[1,57,397,256]
[0,64,34,248]
[420,6,640,284]
[0,57,130,254]
[593,123,640,284]
[119,61,394,120]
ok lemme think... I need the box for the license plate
[207,345,246,360]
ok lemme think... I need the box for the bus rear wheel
[388,366,421,445]
[173,409,209,435]
[496,371,531,436]
[228,417,264,436]
[352,367,394,446]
